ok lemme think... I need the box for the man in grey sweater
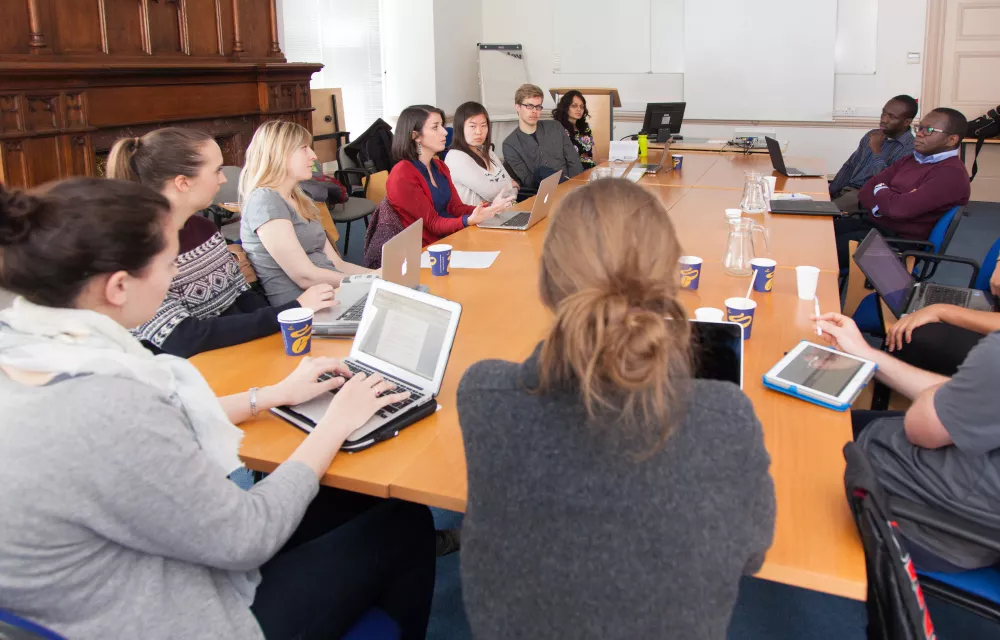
[502,83,584,189]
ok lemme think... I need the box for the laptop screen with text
[853,231,913,317]
[357,288,452,382]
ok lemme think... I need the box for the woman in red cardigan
[387,105,514,246]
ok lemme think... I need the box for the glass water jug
[739,171,772,214]
[722,217,770,276]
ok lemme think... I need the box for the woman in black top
[553,90,597,169]
[457,178,776,640]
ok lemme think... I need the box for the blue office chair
[0,609,67,640]
[342,608,400,639]
[844,443,1000,638]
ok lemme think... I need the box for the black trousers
[850,411,969,573]
[834,215,897,270]
[251,490,436,640]
[893,322,985,377]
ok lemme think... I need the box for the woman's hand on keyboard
[272,356,353,406]
[297,284,337,312]
[319,372,410,437]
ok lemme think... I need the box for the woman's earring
[417,142,423,156]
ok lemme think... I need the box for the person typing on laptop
[387,105,513,247]
[832,108,971,270]
[502,84,584,190]
[829,95,917,212]
[816,311,1000,572]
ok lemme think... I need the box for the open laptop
[272,279,462,451]
[635,144,672,174]
[312,219,424,337]
[765,137,824,177]
[853,229,995,318]
[478,170,561,230]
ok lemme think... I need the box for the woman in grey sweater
[0,178,434,639]
[457,179,776,639]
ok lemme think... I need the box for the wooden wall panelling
[0,2,31,55]
[61,134,94,176]
[103,0,147,55]
[237,0,272,59]
[218,0,235,59]
[87,82,261,127]
[0,94,25,135]
[47,0,106,56]
[146,0,187,56]
[187,0,225,57]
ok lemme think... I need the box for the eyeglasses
[518,103,544,112]
[912,124,957,137]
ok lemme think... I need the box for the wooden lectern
[549,88,622,164]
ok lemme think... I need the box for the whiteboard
[479,44,528,118]
[553,0,651,74]
[835,0,879,74]
[650,0,685,73]
[683,0,838,121]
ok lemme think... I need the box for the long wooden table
[193,154,866,601]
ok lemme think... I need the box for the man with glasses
[830,95,918,212]
[502,84,584,190]
[833,107,971,270]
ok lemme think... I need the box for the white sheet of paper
[420,251,500,269]
[374,309,428,372]
[608,140,639,161]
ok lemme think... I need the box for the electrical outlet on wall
[833,107,858,117]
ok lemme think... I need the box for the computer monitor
[641,102,686,140]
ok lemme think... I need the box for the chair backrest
[315,201,340,245]
[927,206,963,254]
[974,237,1000,292]
[363,198,404,269]
[0,609,67,640]
[213,165,242,205]
[338,145,358,172]
[843,443,938,640]
[365,170,389,204]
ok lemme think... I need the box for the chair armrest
[313,131,351,143]
[901,251,981,289]
[886,238,936,254]
[891,497,1000,554]
[335,168,372,197]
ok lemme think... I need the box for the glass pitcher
[739,171,772,214]
[723,217,770,276]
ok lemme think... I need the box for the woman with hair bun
[457,178,776,639]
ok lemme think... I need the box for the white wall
[433,0,483,115]
[381,0,437,118]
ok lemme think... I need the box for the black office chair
[844,443,1000,639]
[332,146,377,253]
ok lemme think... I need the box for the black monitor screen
[642,102,686,135]
[690,320,742,387]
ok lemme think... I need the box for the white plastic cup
[694,307,725,322]
[795,266,820,300]
[724,208,742,219]
[763,176,777,197]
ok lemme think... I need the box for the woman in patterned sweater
[552,90,597,169]
[107,128,336,358]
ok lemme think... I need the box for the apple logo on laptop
[401,258,408,276]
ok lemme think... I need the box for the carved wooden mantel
[0,1,321,189]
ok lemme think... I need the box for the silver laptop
[312,220,424,337]
[853,229,995,318]
[477,171,561,230]
[765,136,824,177]
[635,144,672,173]
[272,279,462,451]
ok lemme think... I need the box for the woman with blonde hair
[107,127,336,358]
[240,120,374,306]
[457,178,775,639]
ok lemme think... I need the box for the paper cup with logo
[750,258,777,293]
[795,265,820,300]
[694,307,725,322]
[672,154,684,170]
[725,297,758,340]
[679,255,703,290]
[427,244,452,276]
[278,308,314,356]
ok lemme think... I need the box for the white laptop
[477,171,561,230]
[272,279,462,451]
[312,220,424,337]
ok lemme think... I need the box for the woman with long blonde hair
[457,178,776,639]
[240,120,373,306]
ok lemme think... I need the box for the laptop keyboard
[500,211,532,228]
[923,284,970,307]
[337,297,367,322]
[318,361,424,420]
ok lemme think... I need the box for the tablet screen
[775,344,865,397]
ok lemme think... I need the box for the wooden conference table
[193,151,866,601]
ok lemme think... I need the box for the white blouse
[445,148,515,206]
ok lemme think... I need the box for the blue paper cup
[672,154,684,170]
[428,244,452,276]
[278,308,314,356]
[750,258,777,293]
[725,297,757,340]
[679,255,702,290]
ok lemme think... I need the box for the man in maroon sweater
[834,108,971,269]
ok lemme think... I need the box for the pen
[813,296,822,336]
